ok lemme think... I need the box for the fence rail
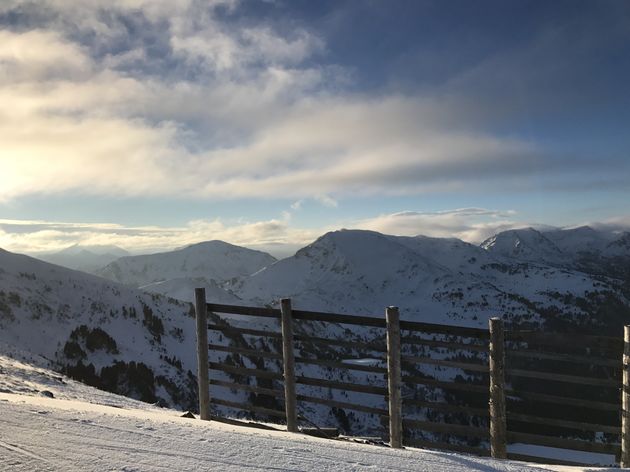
[194,289,628,468]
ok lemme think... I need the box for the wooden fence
[193,288,630,468]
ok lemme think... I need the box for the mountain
[0,247,200,410]
[480,228,565,266]
[3,226,630,446]
[38,244,130,273]
[234,229,630,333]
[96,240,276,301]
[484,226,630,281]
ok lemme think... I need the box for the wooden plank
[506,389,619,411]
[208,362,284,380]
[506,412,620,434]
[405,438,490,456]
[195,288,210,421]
[400,320,489,340]
[280,298,298,433]
[506,453,593,467]
[209,379,284,397]
[294,334,387,353]
[506,367,620,387]
[403,399,488,417]
[402,355,489,373]
[506,348,620,368]
[207,303,280,319]
[506,330,622,351]
[506,430,619,455]
[403,419,490,439]
[300,427,339,438]
[209,344,283,360]
[489,317,507,459]
[296,394,389,416]
[295,356,388,374]
[211,397,286,418]
[295,375,388,396]
[403,337,488,352]
[207,323,282,339]
[402,375,489,394]
[209,415,283,431]
[386,306,403,449]
[292,309,386,328]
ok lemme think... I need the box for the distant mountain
[480,228,565,265]
[39,244,130,273]
[483,226,630,281]
[96,241,276,300]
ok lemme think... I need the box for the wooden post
[280,298,298,432]
[489,317,507,459]
[195,287,210,421]
[621,326,630,467]
[386,306,403,449]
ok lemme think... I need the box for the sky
[0,0,629,257]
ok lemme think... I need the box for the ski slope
[0,349,615,472]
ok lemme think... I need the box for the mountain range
[1,225,629,440]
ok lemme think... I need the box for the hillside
[0,248,201,410]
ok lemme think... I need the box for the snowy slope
[39,244,130,273]
[0,248,201,410]
[96,240,276,295]
[0,352,605,472]
[480,228,566,266]
[140,277,242,304]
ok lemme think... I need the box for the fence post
[281,298,298,432]
[195,287,210,421]
[622,326,630,467]
[489,317,507,458]
[386,306,403,448]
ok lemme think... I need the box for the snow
[0,352,612,472]
[2,227,630,468]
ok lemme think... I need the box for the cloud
[0,217,321,258]
[0,1,626,206]
[352,208,528,243]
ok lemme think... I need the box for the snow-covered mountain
[233,229,630,334]
[38,244,130,273]
[2,226,630,445]
[483,226,630,281]
[96,241,276,300]
[0,248,200,410]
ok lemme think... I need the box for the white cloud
[352,208,527,243]
[0,217,321,258]
[2,0,619,210]
[0,2,554,204]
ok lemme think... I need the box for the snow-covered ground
[0,348,615,472]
